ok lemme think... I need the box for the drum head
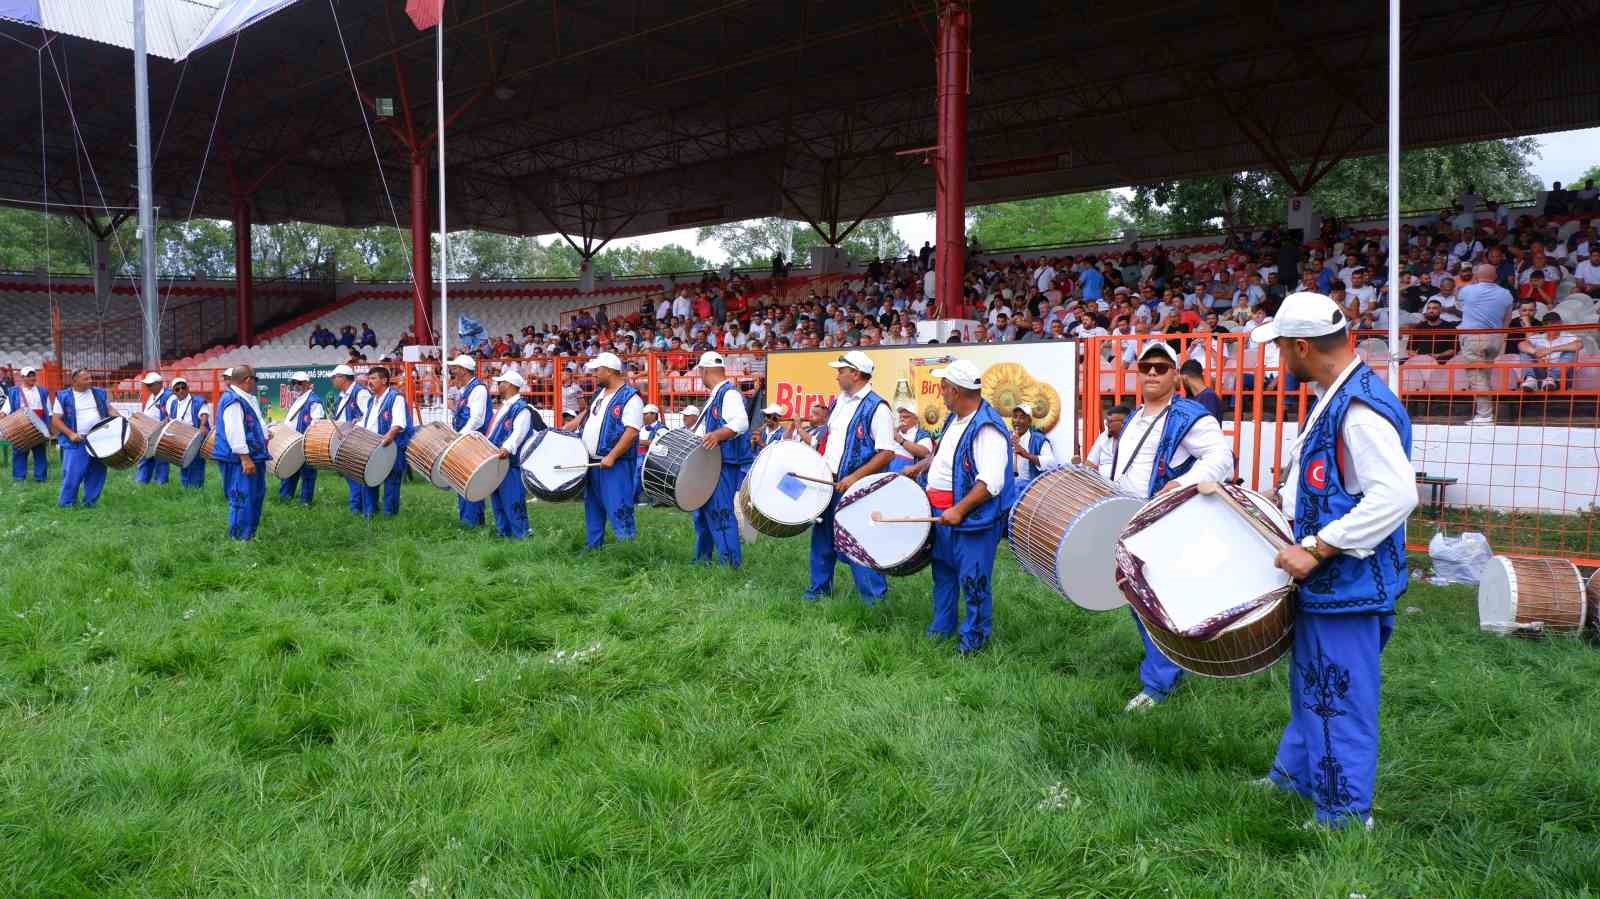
[1119,489,1292,632]
[140,422,167,460]
[733,490,760,545]
[1476,556,1516,631]
[361,440,398,487]
[1053,496,1145,611]
[461,454,510,503]
[672,443,722,511]
[84,417,128,460]
[520,430,589,495]
[271,435,306,478]
[747,440,833,526]
[835,474,931,570]
[178,432,205,468]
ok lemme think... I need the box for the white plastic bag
[1427,531,1492,586]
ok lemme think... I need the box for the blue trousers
[929,522,1000,652]
[179,456,206,489]
[808,493,887,603]
[58,443,106,508]
[459,496,485,527]
[345,477,364,514]
[136,457,169,484]
[12,443,47,481]
[1270,612,1394,827]
[277,467,315,504]
[692,462,749,567]
[360,459,403,517]
[584,462,637,548]
[1132,610,1186,699]
[489,466,529,539]
[220,461,266,540]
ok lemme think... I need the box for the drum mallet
[1195,481,1289,551]
[869,511,941,525]
[554,462,605,470]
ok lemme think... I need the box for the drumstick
[1195,481,1290,551]
[786,472,836,487]
[554,462,604,470]
[869,511,941,524]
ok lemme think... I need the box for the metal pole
[436,18,449,369]
[133,0,160,369]
[1386,0,1401,391]
[933,1,970,321]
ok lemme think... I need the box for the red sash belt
[926,488,954,510]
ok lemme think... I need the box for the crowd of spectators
[308,322,379,350]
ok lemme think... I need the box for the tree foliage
[698,216,907,267]
[966,192,1124,249]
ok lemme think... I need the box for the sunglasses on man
[1136,361,1173,376]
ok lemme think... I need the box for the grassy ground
[2,472,1598,898]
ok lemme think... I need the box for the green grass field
[2,471,1599,898]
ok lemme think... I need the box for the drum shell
[407,422,457,489]
[519,429,588,502]
[0,410,48,453]
[129,413,167,461]
[333,427,398,487]
[156,420,205,468]
[303,420,351,470]
[1133,600,1296,678]
[641,428,719,512]
[84,416,143,469]
[1007,465,1142,611]
[737,478,810,538]
[441,432,509,503]
[266,425,306,479]
[1477,555,1586,637]
[200,430,216,462]
[1589,570,1600,636]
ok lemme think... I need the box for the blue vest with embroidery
[453,379,490,434]
[175,395,206,427]
[638,420,665,454]
[705,381,752,466]
[7,385,48,418]
[1145,398,1211,496]
[211,391,269,462]
[55,387,108,448]
[290,393,322,433]
[888,426,929,473]
[490,398,535,459]
[942,400,1016,533]
[338,386,371,423]
[592,384,640,456]
[1017,428,1050,478]
[762,425,786,445]
[1294,363,1412,615]
[373,389,414,451]
[147,388,174,421]
[829,390,887,477]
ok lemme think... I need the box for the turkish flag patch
[611,406,622,417]
[1306,457,1328,490]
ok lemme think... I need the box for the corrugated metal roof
[2,0,223,60]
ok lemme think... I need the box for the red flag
[406,0,445,29]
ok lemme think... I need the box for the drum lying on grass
[1478,555,1586,637]
[1007,465,1144,612]
[832,472,933,577]
[641,428,719,512]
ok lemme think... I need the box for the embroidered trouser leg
[279,467,314,503]
[13,443,46,481]
[346,477,364,514]
[1270,611,1393,826]
[180,456,205,488]
[930,524,999,649]
[59,443,105,508]
[1132,610,1185,699]
[584,463,636,548]
[691,462,747,567]
[489,466,529,539]
[808,494,887,602]
[136,457,169,484]
[458,497,485,527]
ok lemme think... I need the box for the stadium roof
[0,0,1597,246]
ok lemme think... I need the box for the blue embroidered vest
[373,389,414,450]
[55,387,108,448]
[829,390,886,477]
[1017,428,1050,479]
[593,383,640,456]
[212,391,269,462]
[704,381,752,466]
[175,395,206,427]
[490,398,534,459]
[942,400,1015,533]
[338,386,371,423]
[639,421,665,455]
[290,393,322,433]
[7,385,48,419]
[888,427,929,473]
[1145,398,1210,496]
[147,388,174,421]
[1294,363,1412,615]
[453,379,490,434]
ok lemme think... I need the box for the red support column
[409,151,434,344]
[933,1,970,320]
[232,194,255,346]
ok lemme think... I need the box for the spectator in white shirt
[1082,404,1130,479]
[1517,312,1582,391]
[1573,247,1600,294]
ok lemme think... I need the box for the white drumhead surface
[520,430,589,493]
[270,436,305,477]
[361,441,398,487]
[1055,496,1145,611]
[85,417,128,459]
[461,455,510,503]
[1119,491,1292,631]
[672,443,721,511]
[1477,556,1515,629]
[747,440,832,525]
[139,422,166,460]
[835,474,930,568]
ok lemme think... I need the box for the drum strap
[1109,405,1169,483]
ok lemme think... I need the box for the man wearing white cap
[484,371,536,539]
[330,364,372,514]
[680,405,699,431]
[169,377,212,489]
[211,366,269,540]
[357,365,412,517]
[1249,291,1416,830]
[1113,339,1234,712]
[136,372,175,485]
[902,358,1013,653]
[277,372,324,504]
[635,403,666,503]
[448,355,492,528]
[572,352,643,548]
[689,351,751,566]
[1008,402,1055,493]
[806,350,897,604]
[5,366,50,483]
[753,404,788,451]
[888,404,932,474]
[49,368,110,508]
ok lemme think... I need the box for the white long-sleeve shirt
[285,391,325,425]
[581,386,644,456]
[1111,400,1233,498]
[822,386,896,476]
[1086,431,1117,480]
[361,389,409,434]
[458,381,490,433]
[51,390,104,435]
[1014,431,1057,478]
[172,394,211,425]
[1281,359,1419,558]
[927,409,1008,494]
[487,401,533,454]
[693,380,748,436]
[893,426,933,461]
[220,386,264,457]
[142,391,169,418]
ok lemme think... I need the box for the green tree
[0,208,102,273]
[698,217,818,268]
[1569,164,1599,189]
[967,192,1124,249]
[837,217,909,263]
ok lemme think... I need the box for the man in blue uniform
[212,365,270,540]
[484,371,536,539]
[1008,402,1055,495]
[902,359,1013,654]
[1251,291,1417,830]
[277,372,323,504]
[5,366,50,482]
[135,371,175,485]
[573,352,642,549]
[49,368,109,508]
[806,350,897,604]
[635,403,666,504]
[888,405,932,474]
[330,364,372,514]
[448,355,491,527]
[358,365,412,517]
[168,377,212,489]
[752,405,787,452]
[689,352,750,567]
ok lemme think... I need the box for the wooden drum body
[84,416,144,469]
[333,427,398,487]
[1007,465,1144,612]
[303,420,351,470]
[156,420,205,468]
[1478,555,1586,637]
[1589,570,1600,637]
[129,412,167,461]
[738,439,832,537]
[201,430,215,462]
[407,422,457,489]
[641,428,719,512]
[0,409,49,453]
[442,432,508,503]
[266,425,307,480]
[519,429,589,502]
[1115,484,1296,678]
[833,473,934,577]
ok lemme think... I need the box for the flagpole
[435,11,450,418]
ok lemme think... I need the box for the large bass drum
[518,429,588,502]
[1007,465,1144,611]
[737,439,833,537]
[640,428,719,512]
[832,473,933,577]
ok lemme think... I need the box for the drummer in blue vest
[277,372,323,504]
[900,359,1013,654]
[573,351,643,548]
[330,364,372,514]
[689,352,750,567]
[6,366,50,482]
[636,403,666,503]
[358,365,412,517]
[1008,403,1055,494]
[1250,291,1416,830]
[49,367,109,508]
[752,405,787,451]
[168,377,212,489]
[888,405,932,474]
[806,350,898,603]
[1113,341,1234,712]
[448,355,491,527]
[212,365,270,540]
[135,371,175,485]
[484,370,537,539]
